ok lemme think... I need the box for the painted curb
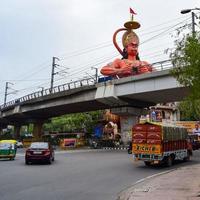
[116,168,176,200]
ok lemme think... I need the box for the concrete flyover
[95,69,189,106]
[0,68,189,126]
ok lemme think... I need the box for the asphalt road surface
[0,149,200,200]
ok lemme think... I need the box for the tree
[43,110,104,135]
[171,33,200,98]
[170,29,200,120]
[178,100,200,121]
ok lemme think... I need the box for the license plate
[34,151,42,154]
[154,160,159,164]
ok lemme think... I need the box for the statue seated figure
[100,27,152,78]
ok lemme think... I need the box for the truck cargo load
[132,122,192,167]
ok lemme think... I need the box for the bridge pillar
[33,121,44,139]
[14,125,21,139]
[111,107,144,145]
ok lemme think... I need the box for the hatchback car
[25,142,55,165]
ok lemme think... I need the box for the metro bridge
[0,60,189,140]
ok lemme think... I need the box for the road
[0,149,200,200]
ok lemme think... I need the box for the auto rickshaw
[0,140,17,160]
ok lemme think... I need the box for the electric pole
[50,57,59,92]
[4,82,14,104]
[91,67,98,83]
[191,12,195,37]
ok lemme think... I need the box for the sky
[0,0,199,104]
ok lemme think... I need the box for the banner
[175,121,197,134]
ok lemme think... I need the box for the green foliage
[170,30,200,120]
[178,100,200,121]
[0,128,14,140]
[43,110,104,135]
[170,33,200,99]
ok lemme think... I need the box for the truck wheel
[166,156,173,167]
[144,161,151,166]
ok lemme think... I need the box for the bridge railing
[0,59,173,110]
[0,77,96,110]
[151,59,172,71]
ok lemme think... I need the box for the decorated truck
[132,122,192,167]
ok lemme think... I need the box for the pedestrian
[151,109,156,122]
[192,122,200,136]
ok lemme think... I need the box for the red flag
[130,7,137,15]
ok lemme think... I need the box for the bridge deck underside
[1,100,110,124]
[120,87,189,104]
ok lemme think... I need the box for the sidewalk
[118,163,200,200]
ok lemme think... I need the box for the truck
[132,122,192,167]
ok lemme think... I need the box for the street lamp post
[180,8,200,37]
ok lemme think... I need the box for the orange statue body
[100,11,152,78]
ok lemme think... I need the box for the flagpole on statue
[130,13,133,21]
[130,7,137,21]
[124,7,140,30]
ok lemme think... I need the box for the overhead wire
[141,49,174,58]
[60,43,113,61]
[13,61,51,82]
[141,18,191,45]
[62,17,191,79]
[51,53,119,85]
[139,15,190,33]
[4,15,190,85]
[45,53,118,86]
[66,53,119,74]
[57,15,190,60]
[0,78,50,82]
[2,15,193,99]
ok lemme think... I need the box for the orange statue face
[126,42,138,57]
[122,31,139,48]
[123,31,139,57]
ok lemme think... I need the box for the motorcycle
[127,141,132,154]
[89,136,102,149]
